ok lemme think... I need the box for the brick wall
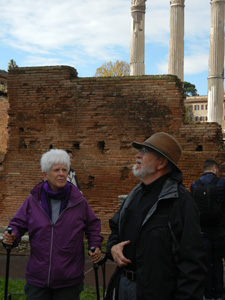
[0,96,9,156]
[0,66,225,238]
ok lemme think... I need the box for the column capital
[210,0,225,3]
[170,0,185,6]
[131,0,146,13]
[131,0,146,6]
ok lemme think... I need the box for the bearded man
[106,132,206,300]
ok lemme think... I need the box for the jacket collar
[30,181,84,206]
[119,171,181,229]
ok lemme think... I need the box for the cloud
[0,0,213,85]
[156,49,209,76]
[145,0,211,77]
[145,0,170,45]
[184,53,209,75]
[24,55,62,67]
[0,0,130,57]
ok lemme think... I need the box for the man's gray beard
[132,164,155,180]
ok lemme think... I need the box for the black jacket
[107,171,207,300]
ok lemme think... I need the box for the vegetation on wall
[8,59,18,71]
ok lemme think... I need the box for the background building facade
[185,93,225,137]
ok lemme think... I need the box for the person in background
[191,159,225,300]
[106,132,206,300]
[2,149,102,300]
[219,162,225,179]
[66,149,81,191]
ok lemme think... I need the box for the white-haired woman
[3,149,103,300]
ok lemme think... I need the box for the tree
[8,59,18,71]
[0,69,8,76]
[95,60,130,77]
[184,81,199,97]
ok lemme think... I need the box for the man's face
[132,147,162,182]
[43,163,68,191]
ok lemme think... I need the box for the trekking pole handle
[90,246,96,253]
[5,227,13,251]
[90,247,99,269]
[90,246,108,266]
[7,227,12,234]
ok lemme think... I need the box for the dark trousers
[118,275,136,300]
[24,282,83,300]
[201,229,225,299]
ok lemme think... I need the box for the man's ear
[213,167,219,175]
[43,172,48,181]
[158,157,168,170]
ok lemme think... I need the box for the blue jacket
[191,172,225,228]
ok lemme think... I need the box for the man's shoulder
[217,177,225,185]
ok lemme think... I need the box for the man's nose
[136,152,142,158]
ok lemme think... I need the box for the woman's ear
[43,172,48,181]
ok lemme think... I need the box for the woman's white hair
[40,149,70,174]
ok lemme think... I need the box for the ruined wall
[0,96,9,156]
[0,66,224,237]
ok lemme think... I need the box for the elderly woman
[3,149,103,300]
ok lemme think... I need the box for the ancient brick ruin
[0,66,225,238]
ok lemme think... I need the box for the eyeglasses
[138,147,149,155]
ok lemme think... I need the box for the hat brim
[132,141,182,173]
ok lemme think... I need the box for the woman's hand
[88,247,102,264]
[2,230,16,246]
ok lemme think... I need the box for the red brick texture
[0,96,9,155]
[0,66,225,237]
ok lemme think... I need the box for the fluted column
[130,0,146,76]
[207,0,225,125]
[168,0,185,81]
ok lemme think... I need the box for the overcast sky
[0,0,213,95]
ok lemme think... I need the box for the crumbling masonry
[0,66,225,237]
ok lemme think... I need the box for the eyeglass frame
[138,147,150,156]
[137,147,163,159]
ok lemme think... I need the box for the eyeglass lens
[139,148,147,155]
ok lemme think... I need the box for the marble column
[168,0,185,82]
[130,0,146,76]
[207,0,225,126]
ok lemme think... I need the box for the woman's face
[43,163,68,191]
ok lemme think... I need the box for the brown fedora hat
[132,132,182,172]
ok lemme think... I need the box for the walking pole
[90,247,100,300]
[3,227,13,300]
[101,260,106,300]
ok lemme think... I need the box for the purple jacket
[8,182,103,288]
